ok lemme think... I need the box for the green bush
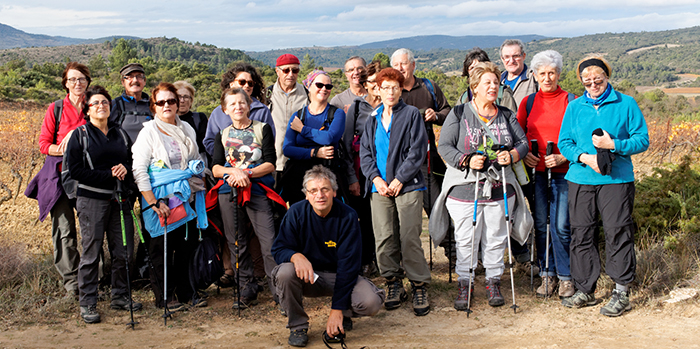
[634,156,700,239]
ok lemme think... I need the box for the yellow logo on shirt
[325,240,337,248]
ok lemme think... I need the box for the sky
[1,1,700,52]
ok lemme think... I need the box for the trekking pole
[151,198,172,325]
[494,144,518,313]
[544,141,554,299]
[427,146,433,271]
[466,151,483,318]
[116,181,138,329]
[229,180,241,317]
[529,140,538,293]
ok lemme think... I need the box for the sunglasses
[154,98,178,107]
[280,67,300,74]
[314,82,333,90]
[235,79,255,87]
[582,78,606,87]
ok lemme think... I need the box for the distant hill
[0,22,137,49]
[358,34,547,51]
[247,35,546,69]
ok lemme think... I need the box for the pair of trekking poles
[529,140,555,298]
[461,140,555,316]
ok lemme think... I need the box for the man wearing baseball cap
[109,63,153,143]
[266,54,309,179]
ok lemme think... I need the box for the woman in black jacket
[65,85,141,324]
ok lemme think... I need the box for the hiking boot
[454,279,474,311]
[561,290,596,308]
[384,278,407,310]
[558,280,575,298]
[362,263,378,278]
[600,290,631,317]
[216,273,236,288]
[191,297,208,308]
[536,276,558,298]
[80,304,101,324]
[288,328,309,347]
[516,260,540,276]
[232,296,258,310]
[166,300,187,312]
[410,281,430,316]
[110,295,143,311]
[485,278,505,307]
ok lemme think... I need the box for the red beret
[276,54,300,67]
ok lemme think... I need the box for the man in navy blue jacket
[272,165,385,347]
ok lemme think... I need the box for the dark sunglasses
[314,82,333,90]
[280,67,300,74]
[154,98,177,107]
[235,79,255,87]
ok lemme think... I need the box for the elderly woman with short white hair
[558,56,648,317]
[516,50,575,298]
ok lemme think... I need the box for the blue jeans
[533,172,571,280]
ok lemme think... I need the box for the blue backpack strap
[566,92,575,103]
[525,93,537,118]
[420,78,438,111]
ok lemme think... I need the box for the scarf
[154,115,199,170]
[583,83,612,106]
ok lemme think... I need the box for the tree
[88,54,107,77]
[108,39,138,71]
[372,52,390,68]
[300,53,316,79]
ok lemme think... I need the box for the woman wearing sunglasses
[203,62,274,157]
[132,82,206,311]
[280,70,347,205]
[558,56,648,316]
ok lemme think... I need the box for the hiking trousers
[273,263,385,331]
[568,182,636,294]
[219,193,277,297]
[76,196,133,306]
[51,193,80,293]
[371,190,431,284]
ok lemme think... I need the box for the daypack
[52,99,63,144]
[114,97,153,126]
[189,236,224,292]
[60,125,129,199]
[420,78,438,111]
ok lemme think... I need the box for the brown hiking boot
[536,276,558,298]
[558,280,575,298]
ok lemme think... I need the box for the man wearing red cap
[267,54,309,178]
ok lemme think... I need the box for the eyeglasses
[154,98,177,107]
[123,74,145,81]
[88,100,110,108]
[67,77,87,85]
[582,78,606,87]
[501,54,523,61]
[306,187,331,196]
[178,95,192,101]
[314,82,333,90]
[380,86,401,92]
[366,79,376,85]
[279,67,300,75]
[235,79,255,87]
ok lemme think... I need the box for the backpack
[52,100,64,144]
[61,125,129,200]
[296,104,348,161]
[420,78,438,111]
[114,97,153,127]
[188,236,224,291]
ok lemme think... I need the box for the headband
[303,70,328,89]
[578,58,609,77]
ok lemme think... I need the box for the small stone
[664,288,699,304]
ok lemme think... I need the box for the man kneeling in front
[272,165,385,347]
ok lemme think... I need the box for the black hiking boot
[80,304,101,324]
[110,294,143,311]
[288,328,309,347]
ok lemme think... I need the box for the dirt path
[1,290,699,349]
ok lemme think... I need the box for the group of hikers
[26,38,649,347]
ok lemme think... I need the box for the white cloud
[0,5,121,28]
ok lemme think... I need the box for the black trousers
[148,219,198,306]
[568,182,636,294]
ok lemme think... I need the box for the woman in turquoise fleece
[558,56,648,317]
